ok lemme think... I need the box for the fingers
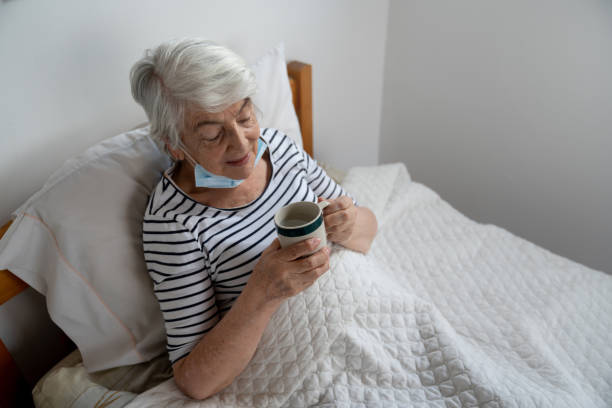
[324,210,352,229]
[294,246,329,273]
[321,196,355,229]
[262,238,281,255]
[321,196,352,214]
[326,220,355,234]
[278,238,322,261]
[296,258,330,286]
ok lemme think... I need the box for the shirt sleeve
[142,215,219,364]
[300,149,358,206]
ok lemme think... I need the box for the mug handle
[317,200,330,211]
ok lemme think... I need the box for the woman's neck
[171,152,272,209]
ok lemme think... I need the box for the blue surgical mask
[180,138,267,189]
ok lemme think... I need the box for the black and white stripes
[143,128,355,364]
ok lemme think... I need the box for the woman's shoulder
[261,128,298,151]
[143,168,203,224]
[261,127,306,168]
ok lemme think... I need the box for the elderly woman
[130,38,377,400]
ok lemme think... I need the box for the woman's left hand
[318,196,357,245]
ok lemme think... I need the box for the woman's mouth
[226,153,250,166]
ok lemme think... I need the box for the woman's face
[178,98,261,182]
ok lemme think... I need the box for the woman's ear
[166,142,184,161]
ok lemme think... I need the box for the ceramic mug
[274,200,330,253]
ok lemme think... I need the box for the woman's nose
[225,122,250,151]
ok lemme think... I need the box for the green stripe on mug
[276,215,323,237]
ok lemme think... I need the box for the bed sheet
[119,163,611,407]
[32,349,172,408]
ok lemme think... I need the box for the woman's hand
[319,196,358,245]
[248,238,330,307]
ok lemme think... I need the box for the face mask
[180,138,267,189]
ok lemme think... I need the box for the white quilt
[127,163,612,408]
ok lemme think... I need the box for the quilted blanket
[127,163,612,407]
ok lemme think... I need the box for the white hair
[130,38,257,153]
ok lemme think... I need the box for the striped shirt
[142,128,355,364]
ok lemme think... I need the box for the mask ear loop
[251,101,264,124]
[177,142,200,168]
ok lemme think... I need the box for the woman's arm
[172,282,278,399]
[172,238,330,400]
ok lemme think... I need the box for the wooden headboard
[287,61,313,158]
[0,61,312,407]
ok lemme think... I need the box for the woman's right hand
[247,238,330,306]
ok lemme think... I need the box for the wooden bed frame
[0,61,312,407]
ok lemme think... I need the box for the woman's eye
[239,116,251,124]
[202,129,222,142]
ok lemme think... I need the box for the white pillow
[0,44,303,372]
[251,43,303,148]
[0,127,170,371]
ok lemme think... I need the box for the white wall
[0,0,388,226]
[0,0,389,383]
[380,0,612,273]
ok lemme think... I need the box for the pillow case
[0,127,171,371]
[251,43,303,148]
[0,44,302,372]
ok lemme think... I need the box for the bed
[1,48,611,408]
